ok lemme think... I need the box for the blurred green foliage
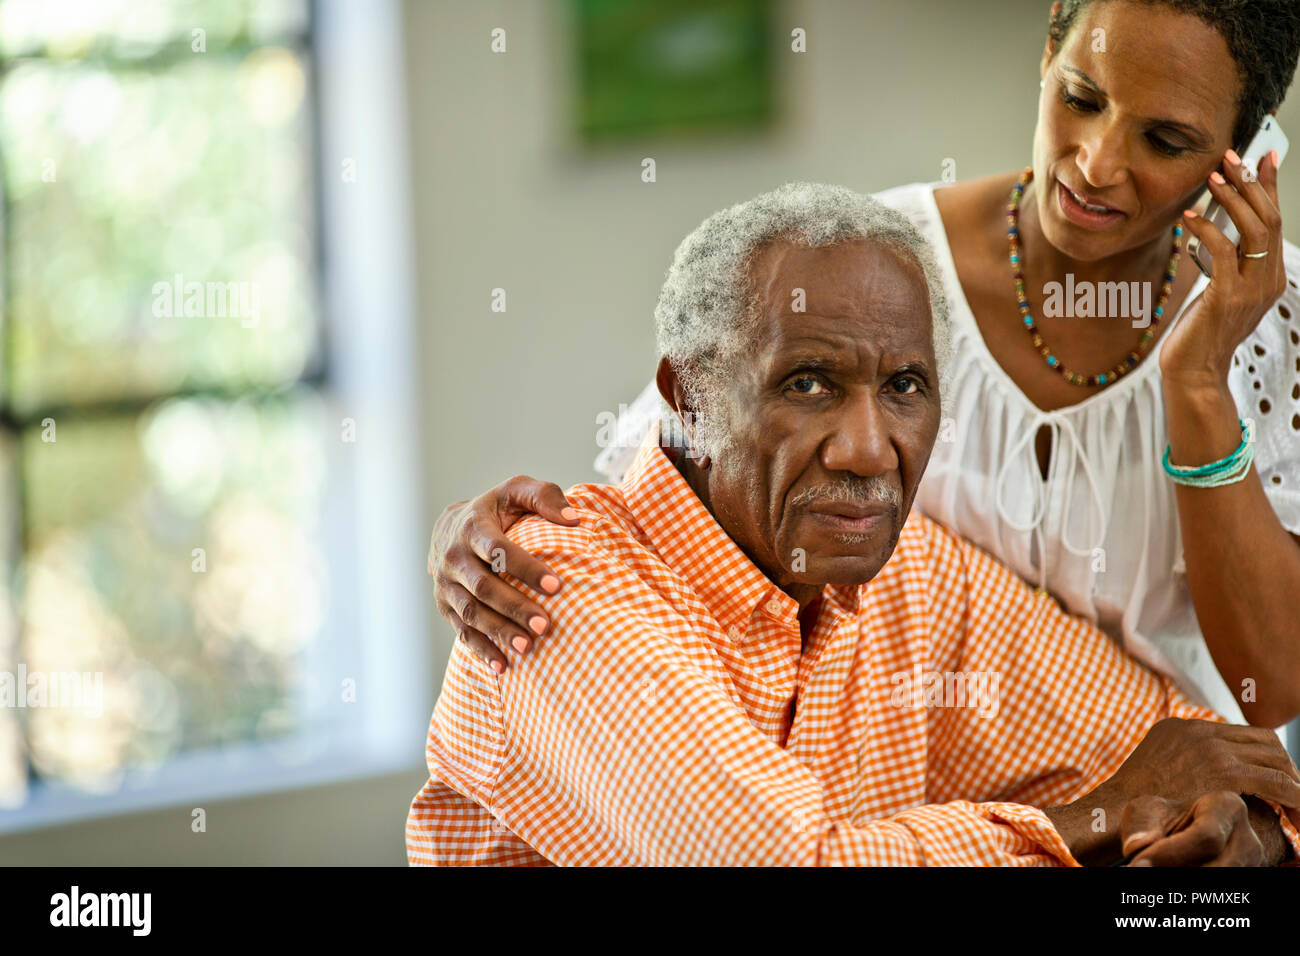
[0,0,329,794]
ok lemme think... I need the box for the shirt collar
[620,421,803,641]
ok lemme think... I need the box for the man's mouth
[805,501,890,534]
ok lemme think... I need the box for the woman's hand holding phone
[1159,143,1289,393]
[1188,116,1289,278]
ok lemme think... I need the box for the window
[0,0,427,829]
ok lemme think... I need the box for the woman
[428,0,1300,729]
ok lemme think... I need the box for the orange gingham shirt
[407,423,1300,866]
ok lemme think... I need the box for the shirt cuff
[1274,803,1300,861]
[985,803,1081,867]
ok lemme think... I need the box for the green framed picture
[576,0,773,141]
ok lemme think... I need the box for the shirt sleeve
[918,516,1300,858]
[423,516,1085,866]
[407,640,556,866]
[1228,240,1300,534]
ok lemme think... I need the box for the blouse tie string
[994,411,1110,591]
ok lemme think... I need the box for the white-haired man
[408,183,1300,866]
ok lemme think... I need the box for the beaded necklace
[1007,166,1183,387]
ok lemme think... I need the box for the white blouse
[594,181,1300,724]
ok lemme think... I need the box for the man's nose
[819,394,899,477]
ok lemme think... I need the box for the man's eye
[788,375,828,396]
[890,376,921,395]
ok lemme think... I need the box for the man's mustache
[789,477,900,511]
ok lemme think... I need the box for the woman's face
[1034,0,1246,262]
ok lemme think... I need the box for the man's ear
[655,356,707,466]
[655,355,689,419]
[1040,1,1063,81]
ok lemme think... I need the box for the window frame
[0,0,429,835]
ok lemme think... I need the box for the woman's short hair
[1048,0,1300,153]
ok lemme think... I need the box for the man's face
[694,237,941,593]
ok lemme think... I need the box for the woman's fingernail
[529,615,547,635]
[1184,209,1198,219]
[1210,171,1226,185]
[540,574,560,594]
[512,635,530,653]
[1226,148,1242,165]
[1130,858,1152,867]
[491,660,505,674]
[561,507,579,521]
[1272,149,1281,167]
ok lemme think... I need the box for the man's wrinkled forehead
[746,237,934,357]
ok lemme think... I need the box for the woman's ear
[1040,1,1064,79]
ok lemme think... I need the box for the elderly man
[407,183,1300,866]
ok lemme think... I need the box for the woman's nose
[1075,128,1128,190]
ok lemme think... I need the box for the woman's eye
[788,375,828,396]
[1061,88,1188,157]
[1062,91,1098,112]
[1148,135,1187,157]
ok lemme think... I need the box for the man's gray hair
[653,181,952,457]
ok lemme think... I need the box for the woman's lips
[1057,179,1125,229]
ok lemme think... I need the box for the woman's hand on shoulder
[429,476,579,672]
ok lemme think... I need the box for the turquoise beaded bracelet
[1162,420,1254,488]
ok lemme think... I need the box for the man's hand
[1044,717,1300,865]
[1120,792,1285,867]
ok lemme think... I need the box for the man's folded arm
[440,530,1083,866]
[922,518,1300,860]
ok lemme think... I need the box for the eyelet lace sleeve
[1227,239,1300,533]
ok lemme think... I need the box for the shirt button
[728,625,742,640]
[766,598,782,615]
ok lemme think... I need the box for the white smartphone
[1188,114,1289,278]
